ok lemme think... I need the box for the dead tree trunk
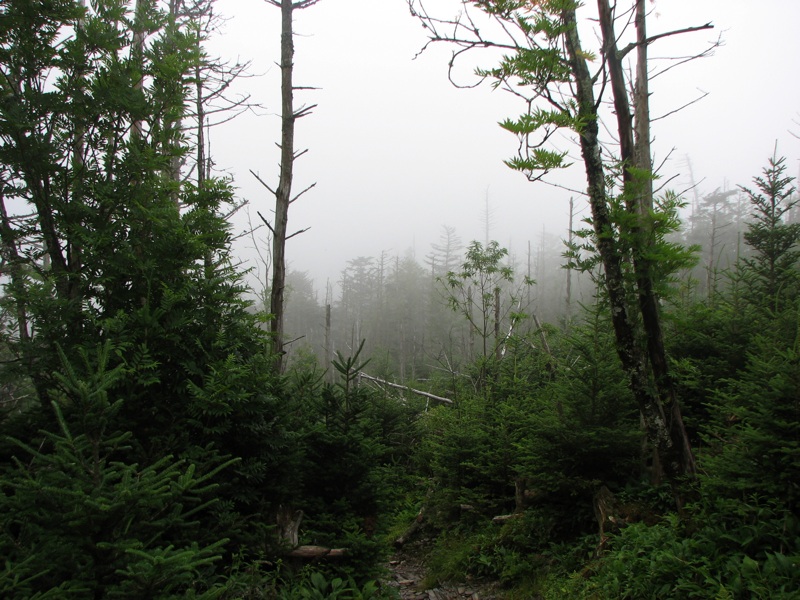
[264,0,318,373]
[276,506,303,548]
[269,0,295,372]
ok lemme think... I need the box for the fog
[205,0,800,295]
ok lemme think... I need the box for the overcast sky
[205,0,800,294]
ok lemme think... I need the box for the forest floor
[383,548,504,600]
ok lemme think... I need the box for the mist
[205,0,800,295]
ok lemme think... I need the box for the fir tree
[738,152,800,316]
[0,344,235,597]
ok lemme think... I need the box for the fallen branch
[394,507,425,548]
[359,372,453,405]
[492,513,523,525]
[288,545,347,558]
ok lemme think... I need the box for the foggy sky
[206,0,800,295]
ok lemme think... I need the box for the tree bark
[276,506,303,548]
[131,0,151,141]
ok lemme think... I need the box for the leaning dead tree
[258,0,318,373]
[359,372,454,405]
[409,0,718,484]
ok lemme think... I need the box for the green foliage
[274,569,392,600]
[291,342,418,581]
[416,304,641,562]
[565,188,698,298]
[701,333,800,517]
[545,507,800,600]
[467,0,581,181]
[0,2,312,592]
[3,3,799,599]
[0,344,234,598]
[0,0,203,391]
[504,148,571,176]
[440,240,531,376]
[540,251,800,600]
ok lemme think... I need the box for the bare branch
[650,34,723,80]
[222,199,248,221]
[654,173,680,195]
[618,23,714,60]
[529,176,590,198]
[286,227,310,241]
[652,146,675,177]
[257,210,276,236]
[294,104,317,118]
[290,182,316,204]
[651,90,709,122]
[230,225,259,242]
[203,106,256,127]
[250,169,276,195]
[244,209,271,303]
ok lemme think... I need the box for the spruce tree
[738,152,800,317]
[0,344,235,597]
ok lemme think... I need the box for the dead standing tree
[409,0,717,484]
[258,0,317,373]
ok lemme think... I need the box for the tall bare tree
[259,0,318,373]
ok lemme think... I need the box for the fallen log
[394,507,425,548]
[288,545,347,558]
[359,372,453,405]
[277,507,347,559]
[492,513,523,525]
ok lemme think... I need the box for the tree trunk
[268,0,297,373]
[562,6,682,485]
[566,197,573,322]
[131,0,151,141]
[494,287,501,361]
[597,0,696,480]
[0,196,30,344]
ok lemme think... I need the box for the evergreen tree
[0,344,234,598]
[738,152,799,317]
[0,1,303,581]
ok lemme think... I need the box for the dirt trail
[384,551,501,600]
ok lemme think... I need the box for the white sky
[206,0,800,293]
